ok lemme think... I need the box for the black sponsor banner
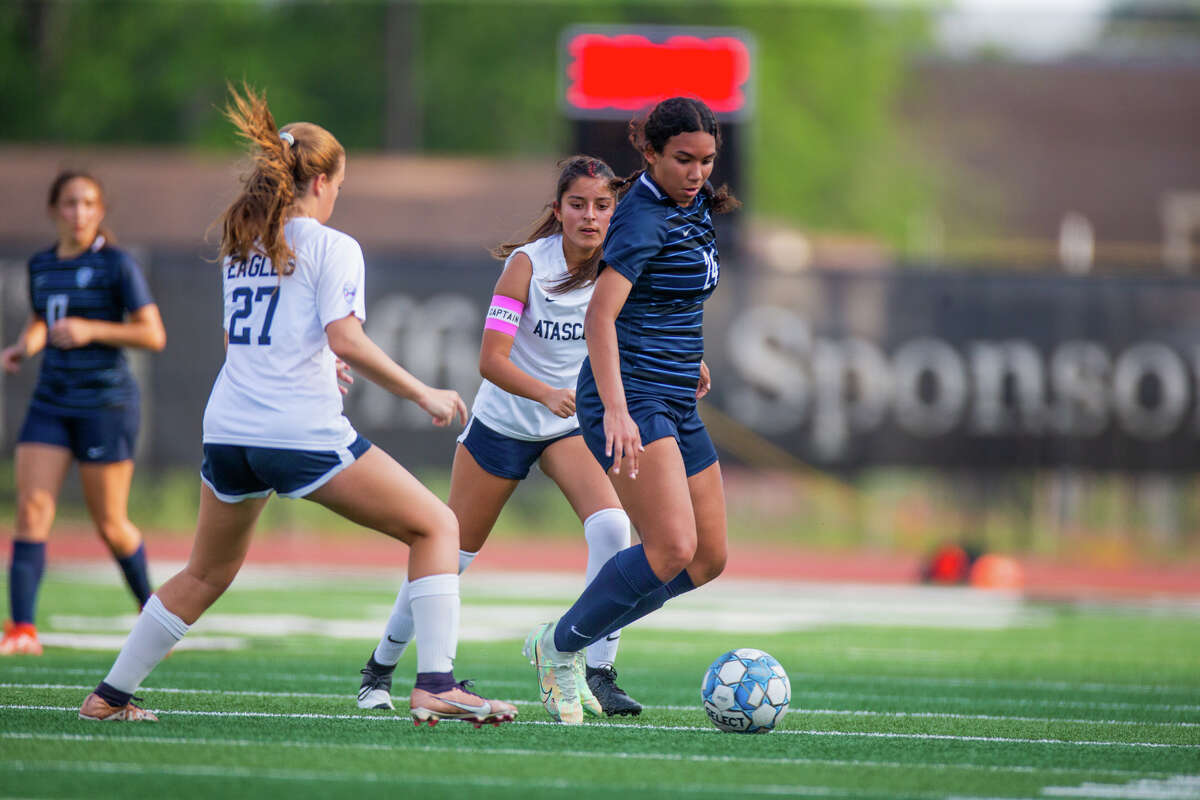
[709,269,1200,471]
[4,247,1199,472]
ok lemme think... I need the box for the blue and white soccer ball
[701,648,791,733]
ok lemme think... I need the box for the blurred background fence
[2,0,1199,564]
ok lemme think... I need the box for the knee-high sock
[115,543,153,609]
[373,550,475,667]
[8,541,45,624]
[409,573,460,675]
[594,569,696,641]
[101,594,189,696]
[581,508,631,669]
[552,544,663,654]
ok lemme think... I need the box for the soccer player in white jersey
[78,84,516,727]
[358,156,643,718]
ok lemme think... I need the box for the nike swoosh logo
[570,625,588,638]
[604,634,621,642]
[386,636,406,645]
[441,697,492,715]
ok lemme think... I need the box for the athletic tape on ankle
[484,295,523,336]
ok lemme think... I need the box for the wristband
[484,294,524,336]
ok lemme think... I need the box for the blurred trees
[1,0,934,244]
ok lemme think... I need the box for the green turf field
[1,564,1198,800]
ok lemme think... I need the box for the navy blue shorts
[457,417,581,480]
[200,435,372,503]
[576,364,718,477]
[17,402,139,463]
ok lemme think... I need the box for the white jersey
[203,217,366,450]
[472,234,592,441]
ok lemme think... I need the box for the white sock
[409,572,460,674]
[582,508,631,670]
[102,595,189,694]
[373,550,476,667]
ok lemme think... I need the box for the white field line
[0,758,860,798]
[47,564,1054,632]
[3,662,1198,700]
[783,672,1200,698]
[1043,776,1200,799]
[2,705,1196,749]
[0,731,1174,781]
[3,683,1194,729]
[791,691,1200,715]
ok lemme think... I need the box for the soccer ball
[700,648,791,733]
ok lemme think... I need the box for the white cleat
[522,621,583,724]
[357,655,396,710]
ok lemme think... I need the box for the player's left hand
[420,387,469,427]
[335,359,354,396]
[48,318,93,349]
[696,359,712,400]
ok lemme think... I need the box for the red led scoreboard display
[561,27,753,120]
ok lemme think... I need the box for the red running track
[21,526,1200,601]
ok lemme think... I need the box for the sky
[935,0,1113,59]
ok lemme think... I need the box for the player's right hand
[1,345,24,374]
[603,408,643,479]
[542,387,576,418]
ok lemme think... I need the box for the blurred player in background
[1,171,166,656]
[525,97,737,723]
[77,85,516,727]
[359,156,643,718]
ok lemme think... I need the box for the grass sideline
[1,568,1198,799]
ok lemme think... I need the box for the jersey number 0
[228,286,280,345]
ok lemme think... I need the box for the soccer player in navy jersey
[525,97,738,723]
[0,171,166,656]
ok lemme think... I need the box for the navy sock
[414,670,456,693]
[9,541,46,624]
[553,544,665,653]
[116,544,152,608]
[595,569,697,640]
[94,680,133,708]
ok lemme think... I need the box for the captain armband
[484,295,524,336]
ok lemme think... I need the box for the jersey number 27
[228,286,280,345]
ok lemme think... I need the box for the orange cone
[969,554,1024,590]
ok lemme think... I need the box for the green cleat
[522,621,583,724]
[576,651,603,718]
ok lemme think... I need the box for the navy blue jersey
[26,239,155,412]
[599,172,720,401]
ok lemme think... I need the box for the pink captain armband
[484,294,524,336]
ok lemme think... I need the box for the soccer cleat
[522,622,583,724]
[575,652,603,718]
[586,665,643,717]
[78,692,158,722]
[0,621,42,656]
[408,681,517,727]
[357,654,396,710]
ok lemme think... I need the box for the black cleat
[586,665,642,717]
[357,654,397,710]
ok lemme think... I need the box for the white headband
[280,131,295,146]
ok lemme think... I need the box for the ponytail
[217,83,344,275]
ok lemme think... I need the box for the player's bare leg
[312,445,516,726]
